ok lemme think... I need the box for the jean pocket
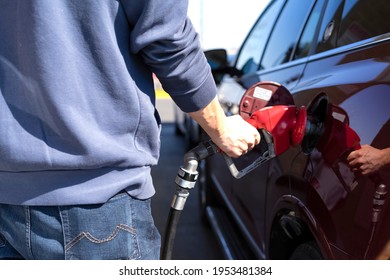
[61,193,141,260]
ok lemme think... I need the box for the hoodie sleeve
[120,0,217,113]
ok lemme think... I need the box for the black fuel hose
[160,137,269,259]
[161,208,182,260]
[160,140,219,260]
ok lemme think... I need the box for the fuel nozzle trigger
[220,82,313,178]
[223,104,307,179]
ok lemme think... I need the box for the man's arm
[189,96,260,158]
[123,0,260,156]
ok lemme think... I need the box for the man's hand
[189,96,260,158]
[209,115,260,158]
[347,145,390,175]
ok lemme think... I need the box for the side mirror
[204,49,241,85]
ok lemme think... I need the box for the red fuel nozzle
[239,81,310,157]
[247,105,307,156]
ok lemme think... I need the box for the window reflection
[338,0,390,47]
[261,0,315,69]
[235,0,283,75]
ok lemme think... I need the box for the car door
[292,0,390,258]
[227,0,324,255]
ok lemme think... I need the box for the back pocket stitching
[65,224,136,252]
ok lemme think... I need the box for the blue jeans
[0,192,161,259]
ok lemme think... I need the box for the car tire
[289,241,323,260]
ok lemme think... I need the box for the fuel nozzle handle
[222,104,308,179]
[222,129,274,179]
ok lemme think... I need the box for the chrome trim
[308,33,390,62]
[254,33,390,76]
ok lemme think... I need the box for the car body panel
[202,0,390,259]
[291,37,390,259]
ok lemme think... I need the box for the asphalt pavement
[152,98,224,260]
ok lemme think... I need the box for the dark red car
[199,0,390,259]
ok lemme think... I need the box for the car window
[235,0,284,75]
[260,0,316,69]
[294,0,326,60]
[315,0,344,54]
[338,0,390,47]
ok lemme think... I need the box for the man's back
[0,0,215,205]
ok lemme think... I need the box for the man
[0,1,259,259]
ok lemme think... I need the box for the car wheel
[289,241,323,260]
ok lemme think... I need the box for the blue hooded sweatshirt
[0,0,217,205]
